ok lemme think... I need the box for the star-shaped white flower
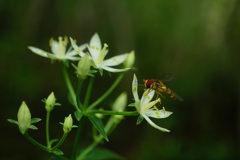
[28,37,87,61]
[71,33,130,73]
[132,74,173,132]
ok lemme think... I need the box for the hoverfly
[143,78,182,101]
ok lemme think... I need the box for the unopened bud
[124,51,135,68]
[112,92,127,122]
[77,54,91,79]
[17,101,31,134]
[63,114,73,133]
[45,92,56,111]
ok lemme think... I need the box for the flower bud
[17,101,31,134]
[112,92,127,122]
[45,92,56,111]
[63,114,73,133]
[77,54,91,79]
[124,51,135,68]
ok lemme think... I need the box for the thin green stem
[76,79,84,111]
[51,133,68,151]
[87,110,139,116]
[24,132,49,152]
[71,117,86,160]
[76,140,99,160]
[61,64,78,110]
[87,73,124,110]
[77,116,116,160]
[46,111,51,148]
[83,77,94,109]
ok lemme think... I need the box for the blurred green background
[1,0,240,159]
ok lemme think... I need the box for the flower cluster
[29,33,134,76]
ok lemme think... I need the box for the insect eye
[146,79,153,88]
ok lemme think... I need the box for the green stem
[77,116,116,160]
[24,132,49,152]
[71,117,86,160]
[62,64,78,110]
[76,79,84,111]
[51,133,68,151]
[77,140,99,160]
[87,110,139,116]
[83,77,94,109]
[46,111,51,148]
[87,73,124,110]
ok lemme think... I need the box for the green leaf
[71,63,78,70]
[136,115,144,125]
[29,125,38,130]
[68,93,76,107]
[31,118,42,124]
[84,147,124,160]
[53,149,64,156]
[88,115,109,142]
[128,103,135,107]
[99,68,103,76]
[74,111,83,121]
[7,119,18,125]
[89,69,98,74]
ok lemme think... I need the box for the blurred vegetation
[1,0,240,159]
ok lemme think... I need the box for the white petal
[69,37,79,51]
[140,89,155,106]
[65,56,81,61]
[88,33,102,60]
[144,109,172,119]
[95,44,108,67]
[141,98,160,112]
[132,74,139,101]
[78,43,88,51]
[28,46,48,57]
[50,39,62,55]
[70,37,87,57]
[102,66,130,72]
[65,50,78,57]
[142,114,170,132]
[102,53,128,66]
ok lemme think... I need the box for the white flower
[28,37,87,61]
[132,74,172,132]
[71,33,130,73]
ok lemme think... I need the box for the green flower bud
[124,51,135,68]
[63,114,73,133]
[77,54,91,79]
[112,92,127,122]
[17,101,31,134]
[45,92,56,111]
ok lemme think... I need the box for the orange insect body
[143,79,176,100]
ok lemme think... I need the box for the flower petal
[70,37,87,57]
[142,114,170,132]
[65,50,78,57]
[141,98,160,112]
[88,33,102,60]
[28,46,49,57]
[102,53,129,66]
[144,109,172,119]
[102,66,130,72]
[78,43,88,51]
[50,37,66,57]
[140,89,155,106]
[95,44,108,67]
[132,74,139,102]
